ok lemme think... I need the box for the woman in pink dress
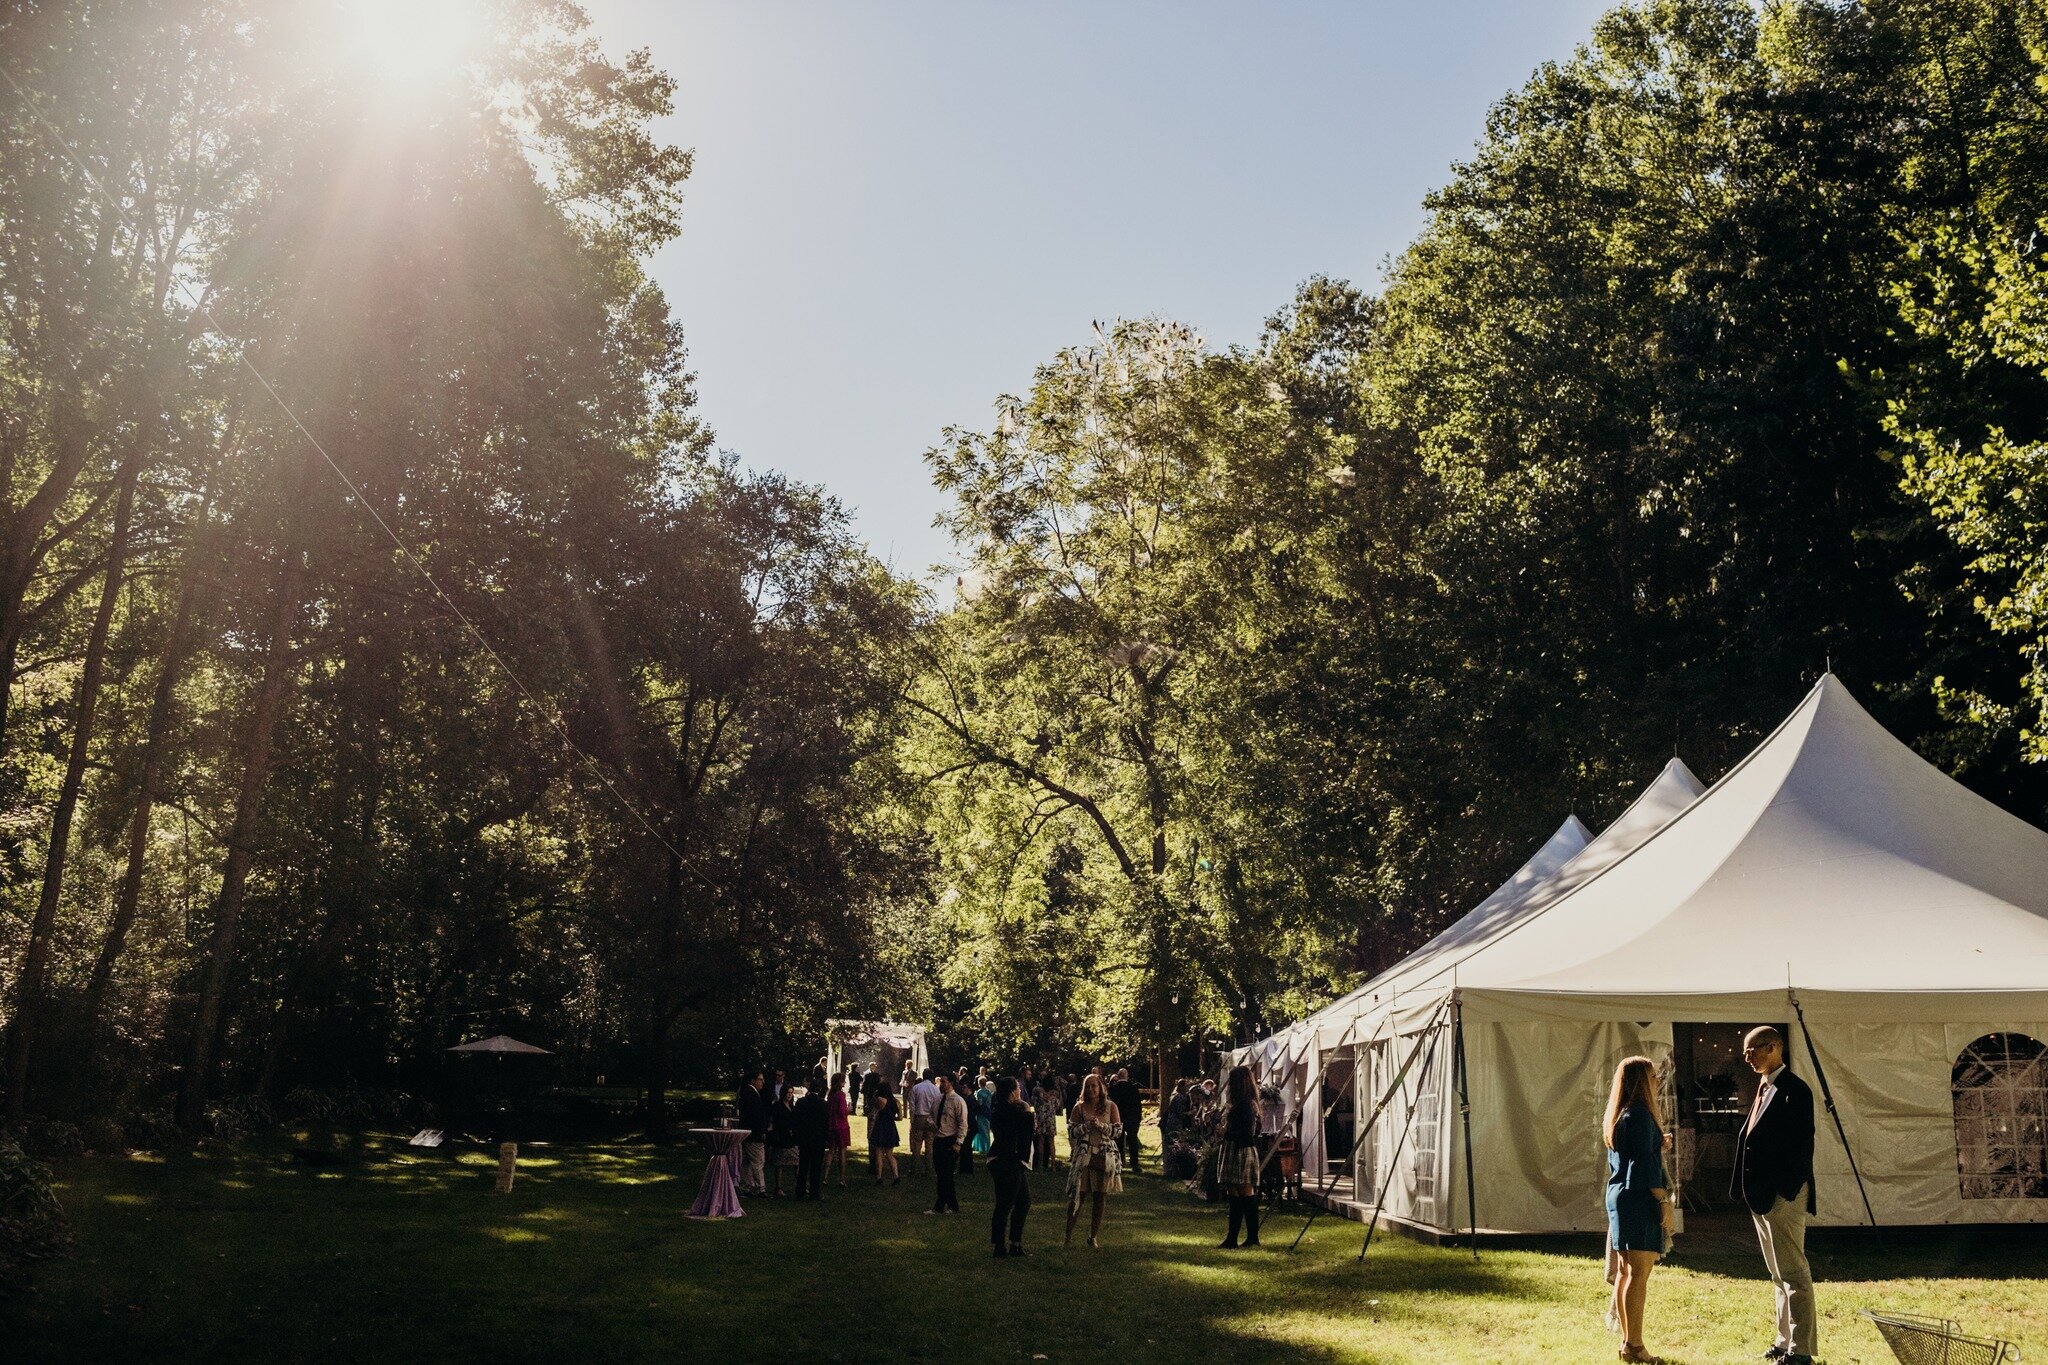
[827,1071,854,1186]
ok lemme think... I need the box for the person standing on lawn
[737,1068,770,1195]
[1109,1068,1144,1172]
[766,1082,800,1197]
[988,1076,1035,1258]
[1733,1026,1817,1365]
[908,1069,941,1174]
[1032,1073,1062,1171]
[931,1073,968,1214]
[1603,1056,1673,1363]
[868,1079,902,1184]
[1217,1065,1265,1249]
[956,1070,979,1175]
[827,1071,853,1186]
[794,1070,830,1200]
[862,1064,882,1119]
[1064,1073,1124,1248]
[846,1062,864,1116]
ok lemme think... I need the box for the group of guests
[732,1066,852,1199]
[1603,1026,1817,1365]
[733,1059,1157,1257]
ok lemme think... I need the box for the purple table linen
[687,1128,747,1218]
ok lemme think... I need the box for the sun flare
[336,0,484,93]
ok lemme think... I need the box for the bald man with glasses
[1732,1026,1817,1364]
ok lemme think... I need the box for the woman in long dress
[1603,1056,1673,1364]
[972,1075,995,1155]
[1063,1073,1124,1248]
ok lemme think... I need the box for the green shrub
[80,1117,126,1154]
[17,1120,84,1160]
[125,1109,183,1152]
[0,1139,70,1292]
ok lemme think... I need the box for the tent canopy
[1442,675,2048,1012]
[447,1034,549,1055]
[1288,755,1706,1052]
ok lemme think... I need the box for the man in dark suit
[1109,1068,1144,1172]
[793,1069,831,1200]
[1731,1026,1817,1364]
[736,1068,770,1195]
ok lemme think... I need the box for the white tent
[824,1019,928,1081]
[1253,675,2048,1236]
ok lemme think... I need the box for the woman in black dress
[869,1079,902,1185]
[1603,1056,1672,1364]
[1217,1065,1264,1248]
[987,1075,1036,1258]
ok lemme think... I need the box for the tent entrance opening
[1321,1048,1357,1181]
[1673,1021,1783,1209]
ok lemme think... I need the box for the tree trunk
[81,468,224,1028]
[176,528,308,1129]
[3,457,139,1119]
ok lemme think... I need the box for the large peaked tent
[1247,676,2048,1235]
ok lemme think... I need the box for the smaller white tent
[825,1019,928,1081]
[1267,758,1704,1184]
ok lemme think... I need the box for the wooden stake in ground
[495,1143,518,1194]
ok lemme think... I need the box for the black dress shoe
[991,1244,1008,1258]
[1008,1243,1027,1257]
[1782,1356,1813,1364]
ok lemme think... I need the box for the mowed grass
[7,1124,2045,1364]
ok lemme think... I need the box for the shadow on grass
[9,1138,2043,1364]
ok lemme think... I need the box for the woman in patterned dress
[1063,1073,1124,1248]
[1032,1075,1062,1170]
[1216,1065,1264,1247]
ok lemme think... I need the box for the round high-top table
[686,1127,747,1219]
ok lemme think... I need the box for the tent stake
[1360,1019,1445,1263]
[1453,997,1478,1259]
[1289,998,1449,1252]
[1789,990,1876,1226]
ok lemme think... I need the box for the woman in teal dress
[971,1076,995,1154]
[1603,1056,1673,1364]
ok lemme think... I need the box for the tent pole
[1452,995,1478,1259]
[1359,1018,1446,1263]
[1289,998,1449,1252]
[1789,990,1876,1226]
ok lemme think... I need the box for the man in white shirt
[908,1070,942,1173]
[930,1074,969,1213]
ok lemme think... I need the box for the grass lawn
[7,1125,2044,1363]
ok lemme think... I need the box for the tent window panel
[1412,1083,1441,1221]
[1952,1032,2048,1201]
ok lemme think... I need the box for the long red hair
[1602,1056,1662,1149]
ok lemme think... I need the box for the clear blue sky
[578,1,1614,576]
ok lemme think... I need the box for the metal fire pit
[1862,1309,2020,1365]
